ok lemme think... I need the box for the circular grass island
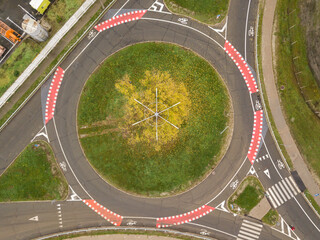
[77,42,232,197]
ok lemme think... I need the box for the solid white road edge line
[64,0,130,72]
[262,136,283,180]
[205,156,248,205]
[293,196,320,232]
[53,117,93,199]
[140,17,223,49]
[187,222,237,239]
[244,0,252,61]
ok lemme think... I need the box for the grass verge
[262,209,279,226]
[47,230,197,240]
[304,189,320,216]
[0,0,85,97]
[0,0,113,128]
[164,0,229,25]
[78,42,231,196]
[0,141,68,202]
[256,0,293,168]
[228,176,265,215]
[275,0,320,177]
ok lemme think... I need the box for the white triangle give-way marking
[264,169,271,179]
[208,17,228,39]
[215,200,229,213]
[29,216,39,221]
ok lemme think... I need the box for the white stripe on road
[278,180,290,200]
[281,179,294,198]
[272,185,284,204]
[239,230,259,239]
[243,220,263,228]
[267,177,301,208]
[237,233,256,240]
[285,177,298,195]
[289,176,301,193]
[275,183,287,202]
[242,223,262,232]
[268,188,280,207]
[241,223,260,233]
[237,220,263,240]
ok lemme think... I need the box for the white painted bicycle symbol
[127,219,137,226]
[178,18,188,25]
[277,160,285,170]
[200,229,210,236]
[230,179,239,190]
[59,161,67,172]
[88,30,97,39]
[248,26,254,37]
[255,100,262,111]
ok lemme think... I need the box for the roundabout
[77,42,231,196]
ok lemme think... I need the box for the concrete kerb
[34,227,211,240]
[0,0,117,132]
[0,0,105,109]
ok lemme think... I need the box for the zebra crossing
[266,176,301,208]
[237,219,263,240]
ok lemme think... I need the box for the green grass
[47,230,197,240]
[275,0,320,177]
[0,1,113,127]
[78,42,231,196]
[304,189,320,216]
[262,209,279,226]
[0,0,85,97]
[256,0,293,168]
[0,141,68,202]
[164,0,229,25]
[228,176,265,214]
[46,0,85,30]
[0,41,42,96]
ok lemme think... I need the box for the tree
[115,70,191,150]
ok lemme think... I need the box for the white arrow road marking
[29,216,39,221]
[264,169,271,179]
[215,200,229,213]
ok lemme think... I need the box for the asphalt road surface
[0,0,320,240]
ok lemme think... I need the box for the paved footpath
[261,0,320,206]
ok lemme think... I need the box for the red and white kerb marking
[247,110,263,164]
[224,40,259,93]
[83,199,123,226]
[94,10,147,32]
[156,205,214,228]
[45,67,65,124]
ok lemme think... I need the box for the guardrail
[0,0,116,131]
[0,0,97,109]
